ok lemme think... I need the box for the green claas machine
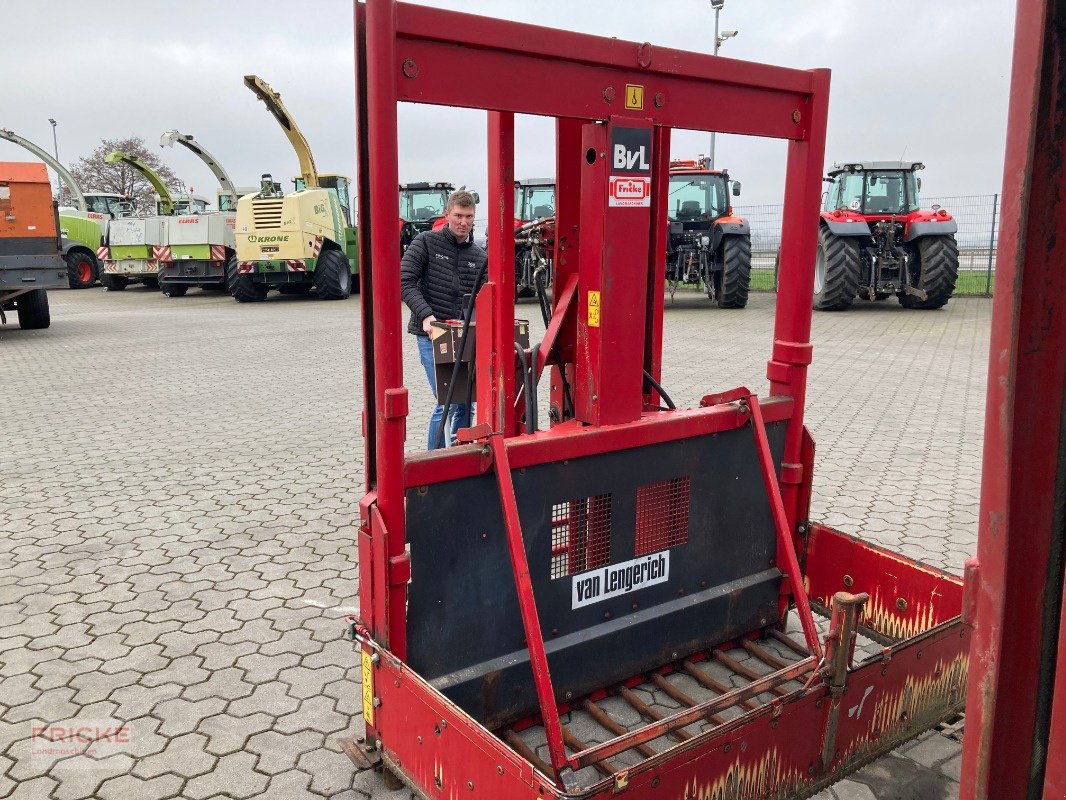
[0,127,131,289]
[99,151,177,290]
[228,75,358,302]
[157,130,242,297]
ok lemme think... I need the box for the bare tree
[68,137,183,213]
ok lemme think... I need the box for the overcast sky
[1,1,1016,209]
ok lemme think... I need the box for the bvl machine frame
[351,3,970,797]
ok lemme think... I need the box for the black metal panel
[0,237,59,257]
[160,263,225,284]
[405,420,787,728]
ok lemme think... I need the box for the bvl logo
[613,144,650,171]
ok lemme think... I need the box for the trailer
[347,4,969,799]
[0,127,130,289]
[0,162,68,329]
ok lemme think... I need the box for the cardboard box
[430,319,530,404]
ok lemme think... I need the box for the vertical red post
[960,2,1066,796]
[549,118,583,424]
[364,0,408,658]
[478,112,517,435]
[575,117,652,426]
[766,68,830,532]
[644,125,670,403]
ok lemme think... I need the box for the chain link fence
[737,194,1000,295]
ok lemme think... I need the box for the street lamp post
[708,1,737,169]
[47,118,60,199]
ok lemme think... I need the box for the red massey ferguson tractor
[815,161,959,310]
[666,158,751,307]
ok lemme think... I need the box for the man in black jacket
[400,190,487,449]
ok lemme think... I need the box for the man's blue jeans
[417,334,472,450]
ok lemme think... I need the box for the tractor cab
[664,158,750,306]
[217,186,261,213]
[824,161,923,217]
[399,181,452,226]
[158,194,211,216]
[295,174,352,226]
[399,181,454,249]
[514,178,555,224]
[82,193,131,218]
[667,159,737,229]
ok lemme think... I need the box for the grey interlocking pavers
[0,290,989,797]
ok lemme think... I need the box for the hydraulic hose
[435,260,488,449]
[642,369,676,410]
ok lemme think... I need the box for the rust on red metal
[805,525,964,639]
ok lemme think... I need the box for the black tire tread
[900,235,959,310]
[717,235,752,309]
[813,227,862,311]
[225,257,269,303]
[161,281,189,298]
[17,289,50,329]
[312,250,352,300]
[65,251,97,290]
[101,274,129,292]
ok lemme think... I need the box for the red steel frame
[959,1,1066,797]
[354,2,970,797]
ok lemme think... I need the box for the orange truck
[0,162,68,329]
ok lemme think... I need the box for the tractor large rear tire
[65,251,97,289]
[313,250,352,300]
[900,235,959,310]
[717,235,751,309]
[17,289,50,329]
[813,227,862,311]
[225,256,268,303]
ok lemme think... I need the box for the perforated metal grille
[634,477,691,556]
[550,494,612,579]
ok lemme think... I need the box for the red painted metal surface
[960,1,1066,797]
[354,3,970,797]
[489,434,571,786]
[402,395,794,489]
[805,525,964,637]
[483,112,517,435]
[360,0,409,660]
[749,395,821,658]
[364,536,967,800]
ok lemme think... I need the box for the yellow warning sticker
[362,649,375,726]
[625,84,644,110]
[588,290,601,328]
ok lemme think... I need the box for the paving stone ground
[0,287,990,799]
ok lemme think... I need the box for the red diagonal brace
[489,435,576,790]
[749,394,823,659]
[534,273,579,380]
